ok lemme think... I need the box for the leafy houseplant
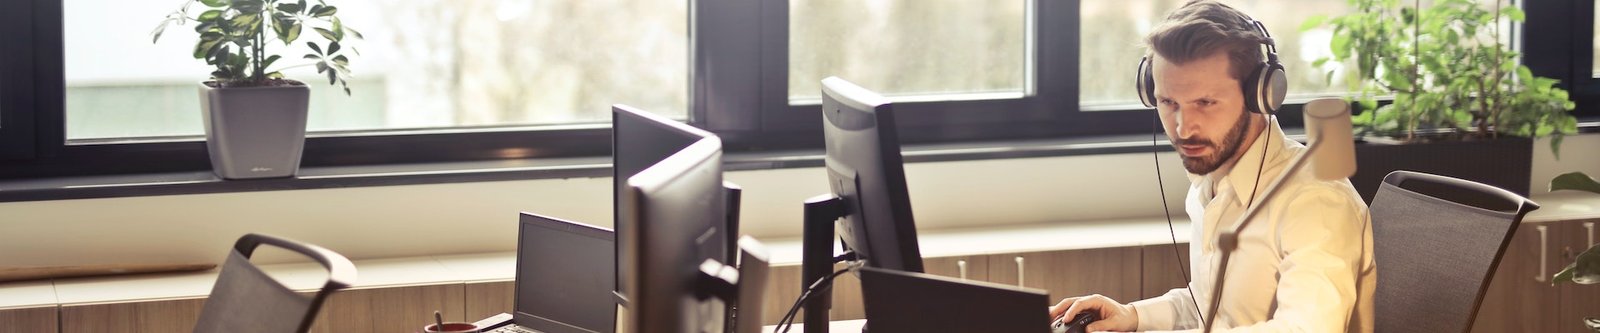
[152,0,361,179]
[1550,172,1600,333]
[1303,0,1579,201]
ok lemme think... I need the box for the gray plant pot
[198,82,309,179]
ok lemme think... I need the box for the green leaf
[262,55,282,69]
[1501,6,1526,22]
[233,0,265,13]
[1300,14,1328,31]
[307,41,323,55]
[1552,244,1600,285]
[332,54,348,67]
[1550,172,1600,195]
[314,27,338,42]
[326,66,337,85]
[332,17,345,40]
[312,5,337,17]
[1517,65,1535,81]
[1551,135,1566,160]
[276,2,303,13]
[327,41,340,55]
[279,19,302,44]
[1331,34,1351,59]
[344,26,364,39]
[197,9,223,21]
[200,0,230,8]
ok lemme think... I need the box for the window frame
[4,0,1580,182]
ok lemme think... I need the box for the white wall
[3,132,1596,268]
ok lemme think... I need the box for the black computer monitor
[612,104,731,297]
[620,111,728,333]
[798,77,926,333]
[820,76,924,273]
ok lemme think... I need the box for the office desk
[763,319,867,333]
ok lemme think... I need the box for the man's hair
[1145,0,1269,83]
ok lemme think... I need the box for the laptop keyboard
[486,325,540,333]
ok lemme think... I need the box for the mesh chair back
[193,233,356,333]
[1370,171,1538,333]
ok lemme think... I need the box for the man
[1049,1,1376,332]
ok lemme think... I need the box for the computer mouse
[1050,311,1099,333]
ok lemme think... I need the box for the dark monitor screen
[623,136,726,333]
[612,104,728,296]
[859,266,1051,333]
[820,77,924,273]
[514,213,616,333]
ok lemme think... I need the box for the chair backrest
[192,233,357,333]
[1370,170,1538,333]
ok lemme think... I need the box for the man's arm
[1130,287,1201,331]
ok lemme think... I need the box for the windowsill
[0,132,1189,203]
[3,121,1595,204]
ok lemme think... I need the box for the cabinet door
[60,298,205,333]
[0,306,58,333]
[1141,243,1193,299]
[1470,223,1563,333]
[986,247,1142,305]
[1558,219,1600,333]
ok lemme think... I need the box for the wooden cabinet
[1141,243,1193,299]
[306,284,466,333]
[1472,220,1599,333]
[1557,220,1600,333]
[0,306,58,333]
[464,281,514,322]
[59,298,205,333]
[985,247,1143,304]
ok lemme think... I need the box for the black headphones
[1136,18,1287,115]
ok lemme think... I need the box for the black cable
[776,266,854,333]
[1152,108,1205,325]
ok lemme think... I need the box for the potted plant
[1550,172,1600,332]
[152,0,360,179]
[1304,0,1577,202]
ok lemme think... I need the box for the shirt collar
[1204,121,1293,206]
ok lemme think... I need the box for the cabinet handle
[1015,256,1026,287]
[958,259,969,280]
[1536,225,1549,283]
[1585,222,1595,247]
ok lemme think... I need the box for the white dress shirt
[1130,122,1377,332]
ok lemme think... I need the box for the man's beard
[1176,110,1253,175]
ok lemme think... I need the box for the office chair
[1370,170,1539,333]
[192,233,357,333]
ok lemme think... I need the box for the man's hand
[1048,294,1138,332]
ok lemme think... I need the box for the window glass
[788,0,1027,102]
[65,0,687,140]
[1079,1,1355,107]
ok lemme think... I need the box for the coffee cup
[423,322,480,333]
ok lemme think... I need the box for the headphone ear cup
[1261,63,1287,114]
[1242,63,1265,114]
[1137,57,1156,108]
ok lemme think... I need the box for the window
[1079,1,1356,107]
[787,0,1026,102]
[64,0,687,141]
[1594,0,1600,77]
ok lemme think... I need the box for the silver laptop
[479,213,617,333]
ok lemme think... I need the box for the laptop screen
[515,213,617,333]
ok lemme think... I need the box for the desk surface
[763,319,867,333]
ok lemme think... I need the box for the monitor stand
[801,194,852,333]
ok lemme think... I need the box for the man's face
[1152,52,1255,175]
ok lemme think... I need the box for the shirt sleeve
[1142,185,1369,333]
[1130,287,1200,331]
